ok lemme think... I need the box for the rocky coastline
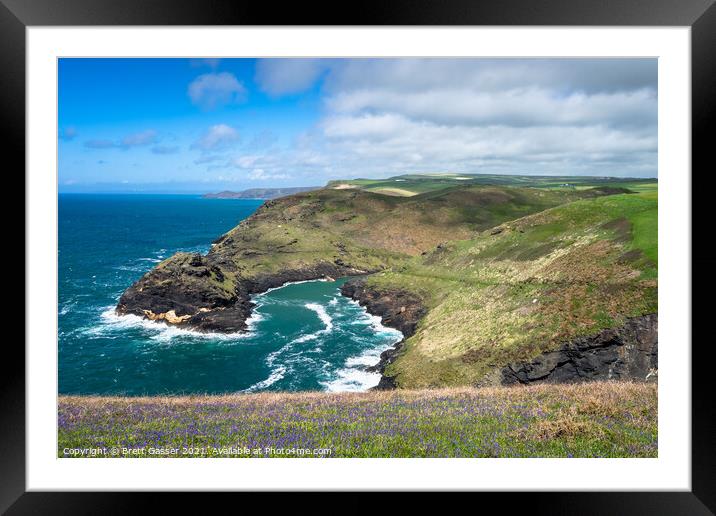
[338,278,658,389]
[117,254,658,390]
[340,278,427,389]
[116,252,375,334]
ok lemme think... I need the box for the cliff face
[501,314,658,385]
[340,278,426,337]
[342,277,658,389]
[340,278,426,389]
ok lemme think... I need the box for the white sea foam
[323,328,401,392]
[244,365,287,392]
[319,305,403,392]
[266,342,292,366]
[345,348,384,368]
[304,303,333,332]
[244,308,265,330]
[255,278,329,297]
[320,367,382,392]
[293,333,319,343]
[93,306,255,342]
[289,303,334,344]
[346,300,403,336]
[59,301,76,316]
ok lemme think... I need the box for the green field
[327,173,657,198]
[58,382,657,458]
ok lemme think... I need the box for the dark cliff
[502,314,658,385]
[341,278,427,389]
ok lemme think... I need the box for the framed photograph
[5,0,715,510]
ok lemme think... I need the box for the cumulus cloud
[322,58,656,96]
[188,72,247,110]
[245,58,657,179]
[188,59,657,182]
[326,87,656,128]
[255,59,328,96]
[321,113,655,172]
[191,124,241,152]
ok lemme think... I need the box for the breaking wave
[89,306,256,343]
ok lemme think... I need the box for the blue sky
[58,58,657,193]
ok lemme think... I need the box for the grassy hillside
[364,191,657,388]
[58,382,656,458]
[120,175,656,387]
[206,184,628,280]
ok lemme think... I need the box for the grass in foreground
[58,382,656,458]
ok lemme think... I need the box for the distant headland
[203,187,321,200]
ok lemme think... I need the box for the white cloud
[301,58,657,179]
[187,72,247,110]
[197,58,658,182]
[231,155,261,168]
[326,88,656,128]
[318,112,656,176]
[322,58,657,96]
[255,59,327,96]
[191,124,241,152]
[248,168,289,180]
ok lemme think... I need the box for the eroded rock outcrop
[501,314,658,385]
[116,251,375,334]
[116,252,254,333]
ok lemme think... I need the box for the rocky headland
[116,252,373,333]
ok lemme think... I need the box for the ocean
[58,194,402,395]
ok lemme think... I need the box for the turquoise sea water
[58,194,402,395]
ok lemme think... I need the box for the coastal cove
[58,195,402,395]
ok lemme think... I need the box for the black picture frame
[3,0,714,511]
